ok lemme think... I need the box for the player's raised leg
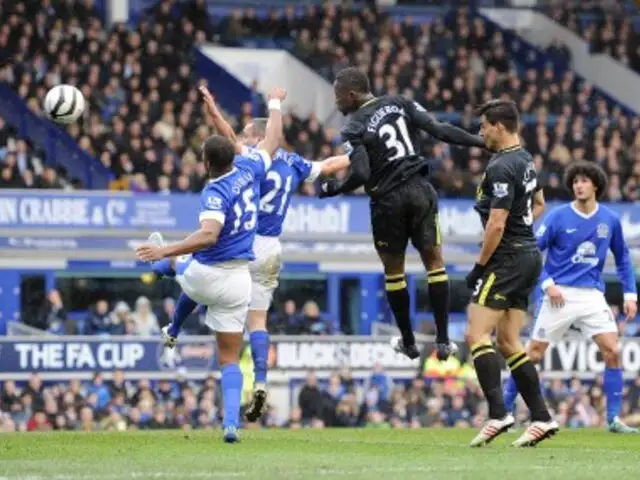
[593,331,637,433]
[497,309,558,447]
[465,302,514,446]
[144,232,197,346]
[147,232,176,278]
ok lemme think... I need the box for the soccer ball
[43,84,85,125]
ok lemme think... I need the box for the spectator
[298,371,324,423]
[131,296,160,336]
[109,301,131,335]
[86,300,111,336]
[86,373,111,410]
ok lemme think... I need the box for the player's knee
[247,309,267,331]
[495,336,520,358]
[464,327,485,347]
[421,246,444,271]
[599,341,620,367]
[216,331,243,366]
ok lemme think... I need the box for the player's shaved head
[242,118,268,147]
[202,134,235,177]
[334,67,372,115]
[564,161,608,200]
[474,99,519,134]
[251,118,268,134]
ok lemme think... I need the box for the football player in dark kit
[319,67,486,361]
[465,99,557,447]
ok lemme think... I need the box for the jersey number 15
[378,117,416,161]
[230,188,257,234]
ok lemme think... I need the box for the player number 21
[379,117,415,161]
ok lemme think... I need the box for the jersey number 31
[378,117,415,161]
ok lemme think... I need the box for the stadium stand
[3,0,339,194]
[6,2,640,201]
[543,2,640,74]
[211,4,640,201]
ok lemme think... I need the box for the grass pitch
[1,428,639,480]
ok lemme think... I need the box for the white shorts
[175,256,251,333]
[531,286,616,343]
[249,235,282,310]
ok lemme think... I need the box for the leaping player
[503,161,638,433]
[179,86,349,423]
[136,87,286,442]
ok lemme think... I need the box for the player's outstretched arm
[301,154,350,184]
[318,155,350,177]
[199,86,243,154]
[318,147,370,198]
[407,100,485,148]
[136,220,222,261]
[256,87,286,158]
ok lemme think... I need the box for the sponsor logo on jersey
[571,241,599,266]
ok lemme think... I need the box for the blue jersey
[247,147,320,237]
[536,202,637,299]
[193,150,271,265]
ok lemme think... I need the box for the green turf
[0,428,639,479]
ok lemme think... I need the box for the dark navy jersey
[474,146,538,255]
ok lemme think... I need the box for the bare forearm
[161,230,217,257]
[478,223,505,265]
[212,115,237,144]
[257,106,283,155]
[533,203,545,221]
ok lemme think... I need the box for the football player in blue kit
[135,87,287,443]
[503,161,638,434]
[198,86,350,422]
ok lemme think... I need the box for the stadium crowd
[544,2,640,74]
[23,291,332,337]
[2,1,640,201]
[0,115,74,189]
[2,367,640,433]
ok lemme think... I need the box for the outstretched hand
[198,85,221,119]
[318,179,339,198]
[136,243,164,262]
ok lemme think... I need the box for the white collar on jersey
[570,201,599,219]
[208,167,237,184]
